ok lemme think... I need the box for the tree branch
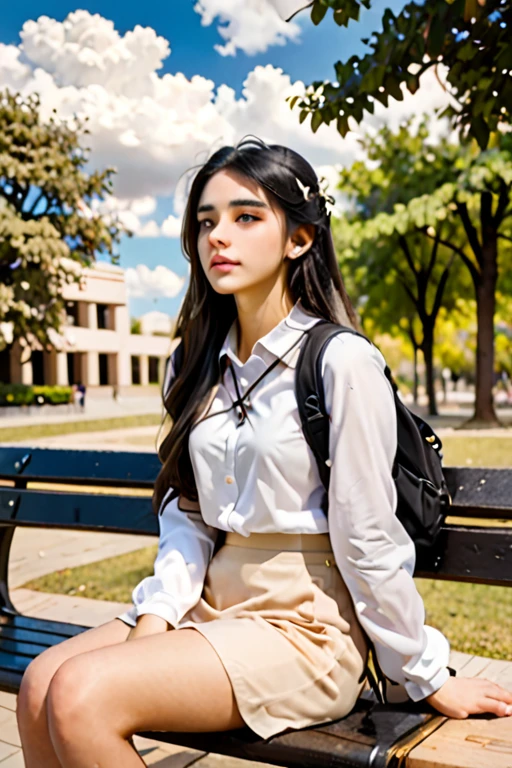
[398,235,418,276]
[425,225,441,284]
[430,251,457,322]
[456,201,483,266]
[494,181,511,227]
[417,225,480,285]
[28,190,47,215]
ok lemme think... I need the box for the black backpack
[295,321,452,562]
[294,321,453,704]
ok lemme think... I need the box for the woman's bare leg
[17,618,131,768]
[46,628,244,768]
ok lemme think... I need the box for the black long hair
[153,136,360,514]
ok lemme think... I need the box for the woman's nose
[208,220,230,246]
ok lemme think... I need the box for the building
[1,261,175,397]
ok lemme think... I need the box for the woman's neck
[235,294,296,364]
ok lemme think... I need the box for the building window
[31,351,45,385]
[65,301,79,326]
[99,353,109,385]
[0,349,11,384]
[148,356,159,384]
[131,356,141,385]
[97,303,109,330]
[67,353,76,385]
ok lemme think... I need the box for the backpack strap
[295,321,373,490]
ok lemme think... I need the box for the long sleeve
[118,487,219,628]
[321,333,451,701]
[118,340,219,628]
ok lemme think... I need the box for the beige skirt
[175,532,369,739]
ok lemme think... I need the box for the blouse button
[225,475,234,484]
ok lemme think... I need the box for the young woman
[16,137,512,768]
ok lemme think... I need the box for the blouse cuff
[135,592,180,628]
[116,608,137,628]
[404,665,451,702]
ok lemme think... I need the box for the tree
[0,90,127,360]
[284,0,511,150]
[278,0,512,424]
[333,120,473,415]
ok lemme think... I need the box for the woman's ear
[286,223,315,260]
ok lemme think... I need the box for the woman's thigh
[47,627,245,735]
[20,618,131,699]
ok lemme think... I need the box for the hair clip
[295,175,337,217]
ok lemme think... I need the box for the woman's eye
[198,213,259,228]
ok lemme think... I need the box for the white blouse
[118,299,451,702]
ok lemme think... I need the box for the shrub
[0,384,72,406]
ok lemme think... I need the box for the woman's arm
[321,333,512,717]
[119,342,218,634]
[118,489,219,631]
[321,333,451,700]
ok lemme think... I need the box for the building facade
[1,262,174,397]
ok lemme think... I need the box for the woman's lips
[211,261,240,272]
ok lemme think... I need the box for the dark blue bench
[0,446,510,767]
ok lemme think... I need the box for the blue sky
[1,0,409,320]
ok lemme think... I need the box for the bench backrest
[0,447,511,586]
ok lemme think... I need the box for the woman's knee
[17,650,61,728]
[46,656,99,740]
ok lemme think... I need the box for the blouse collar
[218,298,322,370]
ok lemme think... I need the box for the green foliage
[0,383,72,406]
[130,317,142,334]
[292,0,512,148]
[0,90,130,353]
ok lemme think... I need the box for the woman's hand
[426,675,512,719]
[126,613,172,641]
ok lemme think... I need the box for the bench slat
[0,488,158,535]
[444,467,512,512]
[0,637,50,657]
[0,626,78,648]
[0,447,161,488]
[415,525,512,586]
[0,612,88,637]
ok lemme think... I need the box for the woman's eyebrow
[197,199,269,213]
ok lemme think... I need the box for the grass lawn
[0,413,161,443]
[19,433,512,660]
[441,436,512,468]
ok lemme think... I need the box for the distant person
[76,381,86,411]
[70,383,78,412]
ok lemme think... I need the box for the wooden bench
[0,445,511,768]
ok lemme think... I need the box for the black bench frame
[0,446,511,767]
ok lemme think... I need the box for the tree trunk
[469,235,499,425]
[413,344,419,405]
[422,326,437,417]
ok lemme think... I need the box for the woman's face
[196,169,297,299]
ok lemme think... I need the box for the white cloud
[125,264,186,299]
[193,0,302,56]
[137,220,161,238]
[0,11,452,231]
[161,214,183,238]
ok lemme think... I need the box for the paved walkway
[0,395,163,428]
